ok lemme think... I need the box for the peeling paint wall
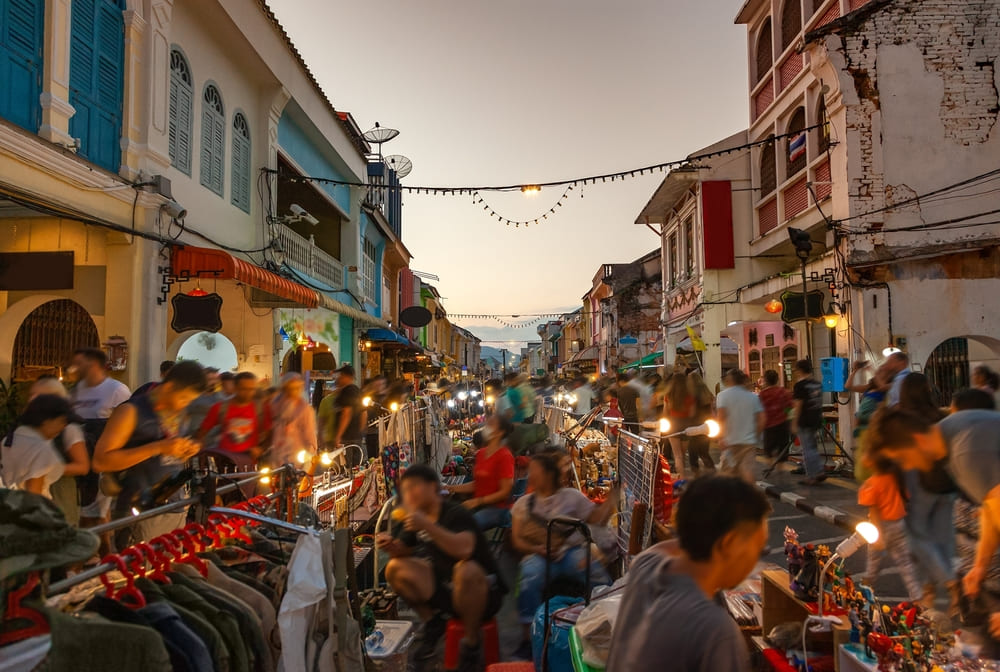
[830,0,1000,253]
[820,0,1000,373]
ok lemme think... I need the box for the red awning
[171,246,318,308]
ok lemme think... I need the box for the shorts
[429,572,505,620]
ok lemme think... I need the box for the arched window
[780,0,802,53]
[759,136,777,196]
[68,0,125,173]
[755,19,773,85]
[785,107,807,177]
[231,112,251,212]
[168,49,193,175]
[200,84,225,196]
[816,96,830,153]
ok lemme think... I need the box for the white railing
[274,223,343,289]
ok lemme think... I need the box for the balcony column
[38,0,75,145]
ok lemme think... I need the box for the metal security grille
[614,428,658,569]
[12,299,99,381]
[925,337,970,407]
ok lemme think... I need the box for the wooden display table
[760,569,853,671]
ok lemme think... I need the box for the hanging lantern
[824,314,839,329]
[102,336,128,372]
[187,284,208,297]
[765,299,783,314]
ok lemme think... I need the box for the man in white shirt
[70,348,131,420]
[70,347,130,527]
[716,369,766,483]
[572,378,596,416]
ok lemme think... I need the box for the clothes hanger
[134,543,172,584]
[171,530,208,577]
[98,555,146,609]
[0,573,50,645]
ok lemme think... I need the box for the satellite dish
[400,306,432,328]
[363,122,400,145]
[385,155,413,179]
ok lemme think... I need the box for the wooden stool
[444,618,500,670]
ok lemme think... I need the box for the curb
[756,480,862,532]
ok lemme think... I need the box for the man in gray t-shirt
[606,476,770,672]
[939,410,1000,504]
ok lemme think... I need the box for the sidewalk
[754,454,866,531]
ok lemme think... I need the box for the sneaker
[412,613,448,669]
[456,640,482,672]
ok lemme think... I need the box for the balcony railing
[274,223,343,289]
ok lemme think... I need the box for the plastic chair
[443,618,500,670]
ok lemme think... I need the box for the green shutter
[168,49,193,174]
[231,112,251,212]
[68,0,123,173]
[199,84,224,195]
[0,0,45,132]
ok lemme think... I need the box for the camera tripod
[762,419,854,479]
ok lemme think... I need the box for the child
[858,461,922,600]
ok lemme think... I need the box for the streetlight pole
[789,227,815,364]
[800,257,813,364]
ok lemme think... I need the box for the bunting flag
[685,325,706,352]
[788,131,807,163]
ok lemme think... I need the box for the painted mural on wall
[278,309,340,350]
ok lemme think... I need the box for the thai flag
[788,131,807,162]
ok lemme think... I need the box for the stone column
[38,0,75,145]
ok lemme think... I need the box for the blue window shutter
[168,49,193,174]
[200,85,224,195]
[231,112,250,212]
[68,0,124,173]
[0,0,44,132]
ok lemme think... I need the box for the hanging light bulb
[824,314,839,329]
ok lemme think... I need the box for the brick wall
[828,0,1000,231]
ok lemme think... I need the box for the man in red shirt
[757,369,793,458]
[197,372,271,469]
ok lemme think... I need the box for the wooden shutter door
[0,0,44,131]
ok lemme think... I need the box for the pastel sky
[269,0,750,347]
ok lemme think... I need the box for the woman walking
[686,373,716,475]
[897,373,956,608]
[663,373,695,480]
[269,373,318,467]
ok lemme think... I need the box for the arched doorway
[925,336,1000,406]
[12,299,99,381]
[176,331,239,371]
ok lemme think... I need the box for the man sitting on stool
[378,464,506,672]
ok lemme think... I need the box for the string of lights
[472,185,575,227]
[263,123,825,195]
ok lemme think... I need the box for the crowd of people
[0,349,377,552]
[9,344,1000,671]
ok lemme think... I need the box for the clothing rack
[48,466,298,595]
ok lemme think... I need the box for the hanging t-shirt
[1,426,66,498]
[71,377,131,420]
[200,401,272,453]
[793,378,824,429]
[473,446,515,509]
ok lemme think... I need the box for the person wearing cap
[327,364,366,467]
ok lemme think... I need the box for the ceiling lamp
[765,299,783,314]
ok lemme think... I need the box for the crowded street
[2,0,1000,671]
